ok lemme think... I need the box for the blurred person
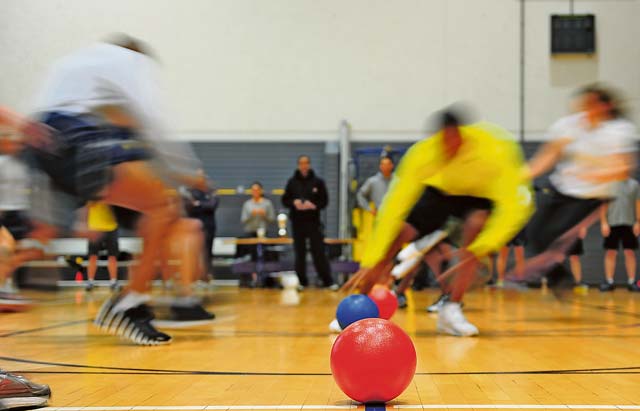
[356,156,394,215]
[182,169,218,281]
[0,114,45,311]
[568,226,588,293]
[493,230,526,288]
[344,108,534,336]
[241,181,275,237]
[239,181,275,287]
[392,222,454,310]
[282,155,337,290]
[0,109,52,408]
[24,34,213,345]
[599,178,640,292]
[85,202,119,291]
[519,85,637,289]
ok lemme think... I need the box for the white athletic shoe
[329,318,342,333]
[437,302,479,337]
[392,231,447,279]
[391,244,421,279]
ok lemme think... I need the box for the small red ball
[368,285,398,320]
[330,318,417,403]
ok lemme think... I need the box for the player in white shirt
[517,85,637,288]
[25,34,212,345]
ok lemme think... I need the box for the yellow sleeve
[360,137,443,268]
[466,140,534,256]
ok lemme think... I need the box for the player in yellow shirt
[347,108,534,336]
[86,202,119,291]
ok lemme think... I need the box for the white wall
[0,0,638,142]
[524,0,640,140]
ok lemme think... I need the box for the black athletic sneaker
[599,282,615,292]
[94,295,172,345]
[171,303,215,321]
[396,292,407,309]
[0,371,51,409]
[628,282,640,292]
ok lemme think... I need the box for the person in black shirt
[282,155,336,290]
[183,169,219,280]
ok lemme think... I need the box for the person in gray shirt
[356,156,394,215]
[600,178,640,292]
[241,182,275,235]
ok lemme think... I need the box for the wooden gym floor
[3,285,640,410]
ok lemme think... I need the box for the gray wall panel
[191,140,640,286]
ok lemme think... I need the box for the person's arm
[524,115,579,180]
[282,179,295,208]
[601,202,611,237]
[0,106,51,149]
[199,192,219,212]
[466,142,534,257]
[580,153,635,183]
[0,106,25,129]
[360,138,442,268]
[265,200,276,223]
[525,138,572,179]
[314,179,329,210]
[241,202,251,224]
[578,226,587,239]
[356,178,373,212]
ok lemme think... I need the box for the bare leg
[107,256,118,282]
[569,255,582,283]
[100,161,180,294]
[88,255,98,282]
[623,249,636,283]
[424,247,445,278]
[514,245,525,279]
[0,228,16,287]
[604,250,617,284]
[163,219,204,296]
[496,246,509,284]
[445,210,489,302]
[395,272,415,295]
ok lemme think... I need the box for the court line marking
[0,319,89,338]
[39,405,640,410]
[42,406,357,410]
[395,406,640,409]
[6,355,640,376]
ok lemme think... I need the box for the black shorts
[568,239,584,256]
[604,225,638,250]
[33,112,151,201]
[406,187,493,238]
[0,210,33,240]
[88,230,119,256]
[0,211,32,240]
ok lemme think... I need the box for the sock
[607,278,614,285]
[629,278,636,285]
[112,291,151,313]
